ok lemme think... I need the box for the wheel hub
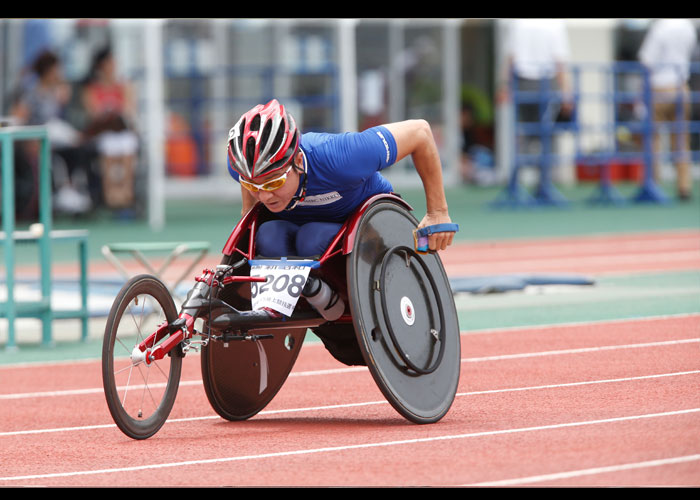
[400,296,415,326]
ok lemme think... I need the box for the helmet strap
[285,150,307,211]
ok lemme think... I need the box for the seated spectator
[12,49,95,215]
[81,46,139,209]
[5,89,38,219]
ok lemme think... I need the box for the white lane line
[465,454,700,486]
[445,249,700,272]
[454,286,700,313]
[0,367,367,401]
[0,408,698,483]
[1,312,697,370]
[456,370,700,397]
[461,338,700,362]
[462,312,700,335]
[1,370,698,437]
[1,335,698,402]
[0,380,198,401]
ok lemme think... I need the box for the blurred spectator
[5,89,39,219]
[499,19,573,154]
[11,49,94,215]
[81,46,139,209]
[460,85,496,185]
[639,19,698,201]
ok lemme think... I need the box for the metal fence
[493,61,700,208]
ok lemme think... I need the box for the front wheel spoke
[152,354,170,381]
[120,363,134,408]
[114,334,136,356]
[137,295,147,334]
[137,363,149,416]
[114,362,137,377]
[127,296,147,343]
[136,363,160,415]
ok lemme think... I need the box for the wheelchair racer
[227,99,456,259]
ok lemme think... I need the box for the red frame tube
[221,193,412,262]
[138,194,412,362]
[136,313,194,364]
[136,321,171,353]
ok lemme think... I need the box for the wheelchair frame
[102,193,459,440]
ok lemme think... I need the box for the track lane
[22,228,700,280]
[0,314,697,486]
[1,229,698,486]
[1,394,697,486]
[2,314,698,429]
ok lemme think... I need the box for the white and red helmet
[227,99,300,182]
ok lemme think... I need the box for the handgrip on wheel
[413,223,459,254]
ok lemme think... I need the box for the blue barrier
[492,61,699,208]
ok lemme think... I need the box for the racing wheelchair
[101,194,461,439]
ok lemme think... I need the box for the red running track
[0,229,698,486]
[0,314,698,487]
[32,228,700,280]
[439,228,700,277]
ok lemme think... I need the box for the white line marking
[461,338,700,362]
[0,408,698,483]
[445,249,700,272]
[462,312,700,335]
[1,312,697,370]
[455,370,700,397]
[0,380,197,401]
[465,454,700,486]
[1,370,698,437]
[454,285,700,312]
[2,337,697,402]
[2,331,698,402]
[0,368,368,401]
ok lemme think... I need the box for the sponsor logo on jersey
[376,130,391,164]
[298,191,342,206]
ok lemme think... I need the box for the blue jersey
[228,125,398,224]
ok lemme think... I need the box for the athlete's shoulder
[300,131,335,148]
[301,127,395,168]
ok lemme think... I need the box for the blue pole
[490,68,536,208]
[632,66,669,203]
[587,63,625,205]
[534,77,569,206]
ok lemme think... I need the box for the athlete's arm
[381,119,455,251]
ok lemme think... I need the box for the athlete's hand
[417,211,456,252]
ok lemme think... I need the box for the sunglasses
[239,164,294,193]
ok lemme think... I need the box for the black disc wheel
[200,327,307,421]
[102,274,182,439]
[200,255,308,421]
[347,200,461,424]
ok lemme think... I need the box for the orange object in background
[166,113,199,177]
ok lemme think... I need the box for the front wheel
[102,274,181,439]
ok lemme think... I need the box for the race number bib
[249,260,314,317]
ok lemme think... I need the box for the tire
[102,274,181,439]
